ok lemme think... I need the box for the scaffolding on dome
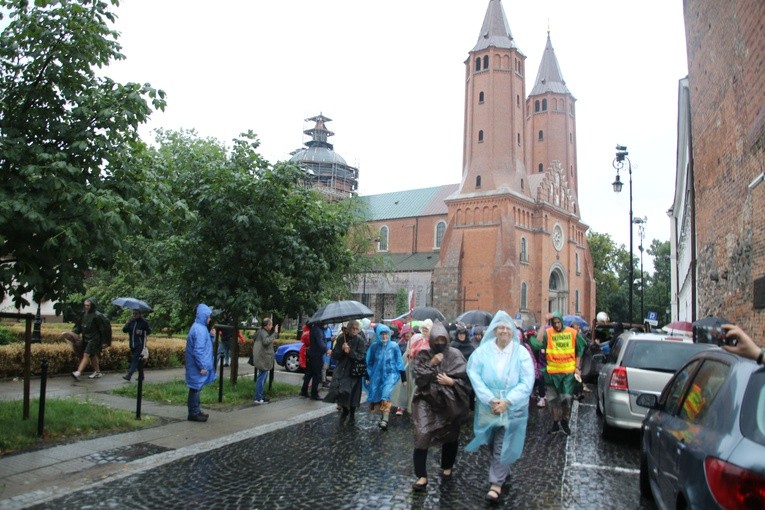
[289,114,358,201]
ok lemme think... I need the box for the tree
[588,231,628,320]
[0,0,166,308]
[645,239,671,324]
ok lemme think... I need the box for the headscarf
[421,319,433,332]
[480,310,520,347]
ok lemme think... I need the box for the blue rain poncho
[465,310,535,464]
[185,304,217,390]
[364,323,405,402]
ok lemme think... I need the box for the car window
[677,360,730,424]
[621,341,715,372]
[740,370,765,446]
[661,359,701,415]
[607,337,623,364]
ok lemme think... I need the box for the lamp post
[633,216,647,322]
[612,145,634,323]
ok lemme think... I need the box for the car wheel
[283,352,301,373]
[639,451,652,499]
[600,400,615,440]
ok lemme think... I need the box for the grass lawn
[0,398,157,456]
[110,378,302,407]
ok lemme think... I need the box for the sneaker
[378,420,388,430]
[561,420,571,435]
[262,398,271,403]
[253,399,266,405]
[395,407,404,416]
[187,414,208,422]
[122,374,131,382]
[548,421,561,434]
[88,372,102,379]
[536,397,547,408]
[71,371,81,381]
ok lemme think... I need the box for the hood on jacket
[374,323,391,343]
[84,297,99,313]
[195,304,212,326]
[481,311,519,347]
[429,321,449,342]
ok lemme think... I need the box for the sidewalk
[0,359,335,510]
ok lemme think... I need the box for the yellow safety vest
[546,327,577,374]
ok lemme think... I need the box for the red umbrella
[661,320,693,336]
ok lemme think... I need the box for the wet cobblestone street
[27,391,657,509]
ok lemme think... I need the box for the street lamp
[612,145,634,323]
[633,216,647,321]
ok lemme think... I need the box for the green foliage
[110,378,301,406]
[0,397,156,456]
[395,288,409,317]
[0,0,166,308]
[0,325,15,345]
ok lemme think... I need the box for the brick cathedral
[304,0,597,324]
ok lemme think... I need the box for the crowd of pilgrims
[294,310,582,503]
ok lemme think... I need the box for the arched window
[517,133,521,146]
[534,100,540,112]
[475,57,481,72]
[435,221,446,249]
[476,175,482,188]
[479,91,485,103]
[520,237,528,262]
[575,289,580,313]
[538,163,544,173]
[378,226,388,251]
[538,130,544,141]
[478,130,484,142]
[576,253,580,274]
[483,55,489,69]
[516,95,520,107]
[542,99,548,111]
[521,282,528,309]
[549,271,559,290]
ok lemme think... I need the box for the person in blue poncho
[364,323,406,430]
[185,303,217,422]
[466,310,535,503]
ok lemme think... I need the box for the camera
[694,324,738,347]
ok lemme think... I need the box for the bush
[0,325,15,346]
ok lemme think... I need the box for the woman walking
[465,310,535,502]
[365,323,406,430]
[410,321,471,491]
[325,320,367,423]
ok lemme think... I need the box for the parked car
[595,332,717,439]
[274,341,339,373]
[638,349,765,510]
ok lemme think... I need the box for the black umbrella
[411,306,446,322]
[308,300,373,325]
[455,309,493,326]
[112,297,152,312]
[692,316,731,344]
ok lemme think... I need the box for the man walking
[544,312,584,435]
[252,318,279,405]
[122,310,150,381]
[71,298,111,381]
[301,321,329,400]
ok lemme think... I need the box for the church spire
[530,32,571,96]
[472,0,516,52]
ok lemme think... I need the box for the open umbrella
[661,320,693,336]
[563,314,589,329]
[692,316,731,344]
[308,300,373,325]
[455,310,493,326]
[410,306,446,322]
[112,297,152,312]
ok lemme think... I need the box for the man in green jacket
[71,298,110,381]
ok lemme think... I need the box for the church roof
[471,0,516,52]
[529,32,572,96]
[360,184,459,221]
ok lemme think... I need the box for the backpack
[97,312,112,347]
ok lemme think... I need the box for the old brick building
[356,0,596,324]
[670,0,765,336]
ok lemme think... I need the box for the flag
[408,290,415,317]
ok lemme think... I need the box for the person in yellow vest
[544,311,584,435]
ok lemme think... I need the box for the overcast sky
[106,0,688,265]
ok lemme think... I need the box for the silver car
[595,332,716,439]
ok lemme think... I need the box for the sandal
[411,478,428,491]
[485,485,501,502]
[441,469,453,478]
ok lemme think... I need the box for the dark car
[638,349,765,509]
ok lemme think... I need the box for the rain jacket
[185,304,217,390]
[327,330,367,408]
[411,321,471,449]
[252,324,278,371]
[73,297,110,346]
[364,324,405,403]
[466,311,535,464]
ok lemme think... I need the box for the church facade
[357,0,596,324]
